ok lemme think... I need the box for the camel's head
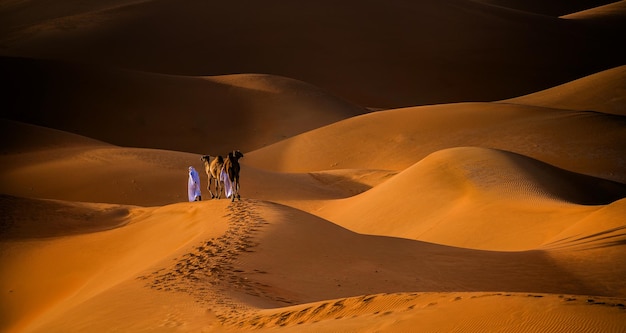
[232,150,244,160]
[200,155,211,162]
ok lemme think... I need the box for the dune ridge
[4,199,623,332]
[561,0,626,22]
[2,1,626,332]
[473,0,618,16]
[318,147,626,250]
[502,64,626,115]
[1,57,366,154]
[2,64,626,332]
[232,292,626,332]
[245,102,626,184]
[1,0,624,107]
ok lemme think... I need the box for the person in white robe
[188,166,202,201]
[220,167,233,199]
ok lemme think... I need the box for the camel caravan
[189,150,244,202]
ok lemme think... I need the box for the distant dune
[245,105,626,184]
[474,0,618,16]
[561,0,626,23]
[503,64,626,115]
[1,57,366,154]
[1,0,624,107]
[1,1,625,332]
[318,147,626,250]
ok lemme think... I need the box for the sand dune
[318,147,626,250]
[503,64,626,115]
[2,0,624,107]
[0,118,379,206]
[474,0,618,16]
[561,0,626,22]
[0,118,109,153]
[1,57,366,154]
[245,102,626,184]
[2,66,625,332]
[2,199,624,332]
[1,127,624,327]
[239,292,626,332]
[0,195,130,239]
[2,1,626,332]
[0,197,232,332]
[245,66,626,184]
[0,118,198,206]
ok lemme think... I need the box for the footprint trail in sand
[139,200,272,323]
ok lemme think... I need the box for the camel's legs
[208,177,216,199]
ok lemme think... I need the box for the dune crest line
[138,200,282,323]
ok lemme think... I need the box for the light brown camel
[222,150,244,202]
[200,155,224,199]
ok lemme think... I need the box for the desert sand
[1,1,626,332]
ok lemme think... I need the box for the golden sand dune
[2,118,625,332]
[0,197,232,332]
[245,66,626,184]
[561,0,626,22]
[504,65,626,115]
[474,0,618,17]
[1,57,366,154]
[2,62,626,331]
[0,118,198,205]
[239,292,626,332]
[0,195,129,239]
[318,147,626,250]
[544,197,626,250]
[0,118,379,206]
[2,199,624,332]
[2,1,626,332]
[2,112,626,330]
[245,102,626,183]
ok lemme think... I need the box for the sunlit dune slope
[238,292,626,332]
[4,118,619,251]
[230,201,625,302]
[1,0,623,107]
[503,65,626,115]
[5,199,623,332]
[1,1,625,332]
[473,0,617,16]
[0,196,231,333]
[318,147,626,250]
[1,57,366,154]
[1,119,378,206]
[561,0,626,24]
[541,198,626,299]
[245,102,626,183]
[2,105,625,331]
[0,118,199,206]
[245,66,626,179]
[544,197,626,251]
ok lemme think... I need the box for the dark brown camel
[223,150,244,202]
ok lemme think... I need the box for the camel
[222,150,244,202]
[200,155,224,199]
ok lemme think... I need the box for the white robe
[220,168,233,199]
[188,166,202,201]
